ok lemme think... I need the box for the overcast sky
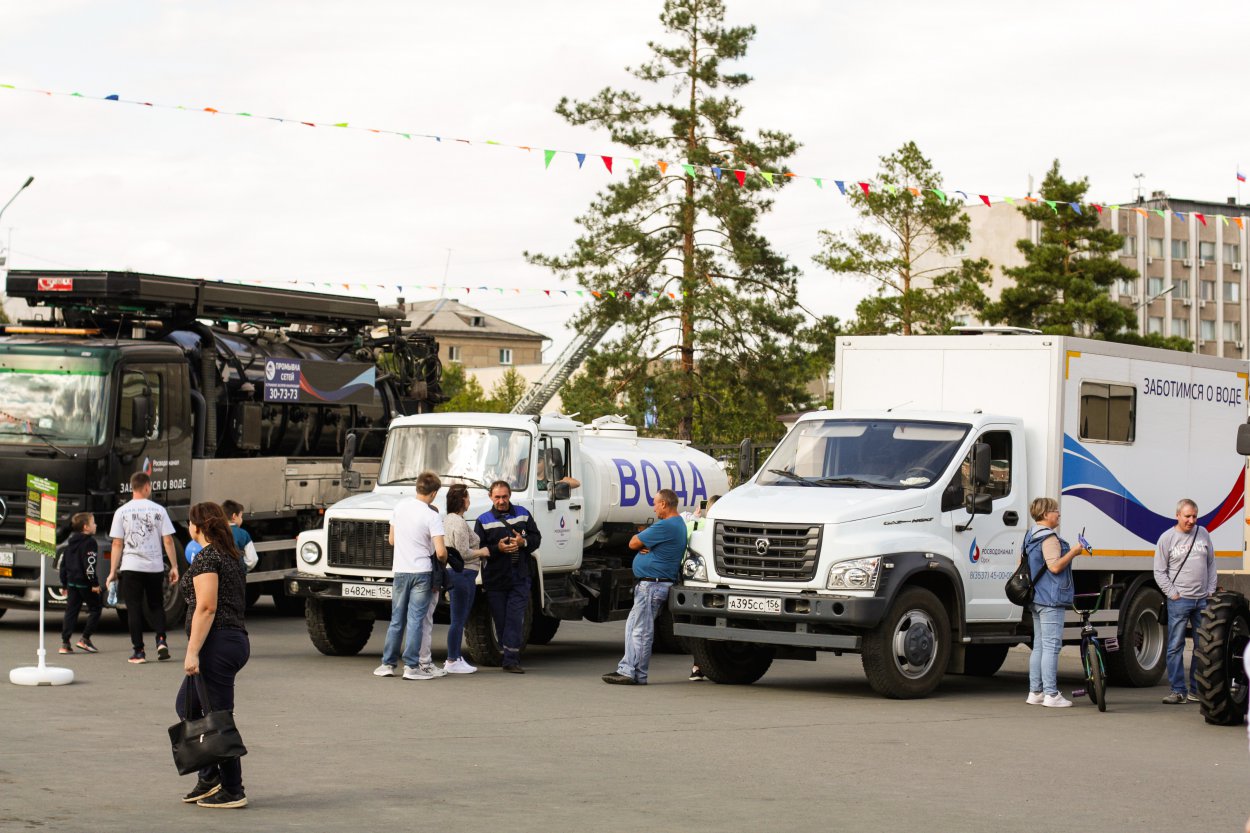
[3,1,1246,358]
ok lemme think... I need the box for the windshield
[757,419,969,489]
[380,425,533,490]
[0,356,110,447]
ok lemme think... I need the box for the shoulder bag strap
[1169,529,1198,584]
[1029,528,1054,586]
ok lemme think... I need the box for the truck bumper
[283,571,393,601]
[669,584,887,651]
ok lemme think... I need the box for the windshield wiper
[4,428,78,458]
[438,472,489,490]
[382,476,419,485]
[766,468,815,486]
[813,477,904,490]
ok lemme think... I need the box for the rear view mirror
[964,493,992,515]
[969,443,991,487]
[1237,422,1250,456]
[131,393,151,438]
[342,432,359,471]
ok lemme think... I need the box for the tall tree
[488,367,529,412]
[529,0,827,442]
[983,160,1139,337]
[814,141,991,335]
[438,364,491,413]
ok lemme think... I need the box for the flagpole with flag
[1238,165,1245,204]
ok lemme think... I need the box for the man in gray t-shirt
[1153,498,1217,704]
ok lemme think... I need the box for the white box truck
[671,334,1248,698]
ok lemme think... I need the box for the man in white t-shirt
[106,472,179,664]
[374,470,448,681]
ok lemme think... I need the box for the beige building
[402,298,547,369]
[950,193,1250,359]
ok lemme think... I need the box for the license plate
[728,595,781,614]
[0,566,10,577]
[0,552,12,567]
[341,583,391,600]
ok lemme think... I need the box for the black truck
[0,270,442,621]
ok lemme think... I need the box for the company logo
[264,360,276,381]
[559,516,566,529]
[142,457,153,476]
[0,495,7,525]
[969,539,981,564]
[755,537,771,556]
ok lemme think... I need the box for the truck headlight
[826,557,881,591]
[682,554,708,583]
[299,541,322,565]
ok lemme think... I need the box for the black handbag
[1005,530,1047,607]
[168,675,247,776]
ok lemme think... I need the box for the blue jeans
[1029,603,1065,696]
[1166,596,1208,694]
[381,572,433,669]
[446,568,478,661]
[617,580,671,684]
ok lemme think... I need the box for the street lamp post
[1135,283,1178,311]
[0,176,34,225]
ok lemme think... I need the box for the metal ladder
[511,318,613,415]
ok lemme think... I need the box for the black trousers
[119,570,167,651]
[60,586,102,643]
[175,628,251,795]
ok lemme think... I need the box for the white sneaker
[402,665,434,681]
[444,658,478,675]
[1043,693,1073,708]
[1026,691,1046,705]
[373,664,396,677]
[419,662,448,678]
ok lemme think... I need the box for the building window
[1224,243,1241,263]
[1172,239,1190,259]
[448,345,461,363]
[1148,316,1164,335]
[1225,281,1241,303]
[1120,236,1137,257]
[1173,317,1189,339]
[1147,277,1166,296]
[1201,319,1216,341]
[1200,241,1217,262]
[1171,278,1188,297]
[469,316,486,328]
[499,348,513,365]
[1201,280,1216,300]
[1079,382,1136,444]
[1225,321,1242,342]
[1116,278,1136,296]
[1148,237,1165,258]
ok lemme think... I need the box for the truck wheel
[0,608,6,619]
[1104,585,1165,687]
[1195,592,1250,726]
[163,574,187,627]
[464,592,531,667]
[861,587,951,699]
[959,644,1010,677]
[245,585,263,610]
[528,612,560,645]
[306,598,374,656]
[653,606,689,655]
[688,638,775,684]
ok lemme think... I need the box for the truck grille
[327,520,393,570]
[714,521,822,582]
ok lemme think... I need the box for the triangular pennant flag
[1092,204,1103,214]
[238,112,252,117]
[608,291,617,298]
[591,291,601,298]
[712,166,723,180]
[544,149,556,168]
[1004,196,1015,205]
[544,290,551,296]
[1024,197,1039,203]
[1195,213,1207,226]
[734,170,746,187]
[204,107,219,114]
[682,164,697,177]
[1236,217,1245,230]
[1154,209,1166,218]
[1069,202,1082,215]
[333,122,348,128]
[834,181,846,195]
[886,184,897,195]
[631,158,640,168]
[955,190,968,201]
[931,188,947,203]
[908,187,921,197]
[979,195,991,207]
[858,182,870,195]
[1044,200,1058,213]
[1221,215,1230,226]
[576,153,586,168]
[760,171,774,185]
[1173,211,1185,221]
[658,161,669,175]
[813,177,822,189]
[601,156,613,174]
[105,94,119,101]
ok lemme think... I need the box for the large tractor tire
[1104,585,1166,687]
[861,587,951,699]
[464,592,531,667]
[1195,591,1250,726]
[306,598,374,656]
[688,638,775,685]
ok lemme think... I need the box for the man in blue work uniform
[475,480,541,674]
[602,488,687,686]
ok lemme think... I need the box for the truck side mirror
[131,393,151,438]
[342,432,358,471]
[552,481,571,501]
[1237,422,1250,456]
[343,470,363,491]
[964,493,993,515]
[969,442,991,488]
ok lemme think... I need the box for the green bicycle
[1071,583,1122,712]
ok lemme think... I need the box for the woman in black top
[176,502,251,809]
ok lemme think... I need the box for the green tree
[983,160,1139,339]
[439,365,491,413]
[488,367,529,413]
[814,141,991,335]
[529,0,827,442]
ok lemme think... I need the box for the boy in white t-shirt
[105,472,179,664]
[374,471,448,681]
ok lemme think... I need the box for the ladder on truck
[511,318,612,416]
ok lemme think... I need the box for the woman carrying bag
[1024,497,1086,709]
[176,502,251,808]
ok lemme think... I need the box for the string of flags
[236,277,688,302]
[4,80,1250,228]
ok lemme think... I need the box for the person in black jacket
[60,512,102,654]
[473,481,541,673]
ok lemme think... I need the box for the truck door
[531,433,582,571]
[116,363,174,504]
[946,427,1026,622]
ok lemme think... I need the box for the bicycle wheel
[1091,644,1106,712]
[1081,640,1099,706]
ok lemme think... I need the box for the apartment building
[401,297,547,369]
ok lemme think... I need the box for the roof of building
[401,298,547,342]
[1125,193,1250,218]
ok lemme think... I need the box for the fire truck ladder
[510,318,612,416]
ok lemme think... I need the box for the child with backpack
[60,512,102,654]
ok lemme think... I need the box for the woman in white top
[443,484,489,674]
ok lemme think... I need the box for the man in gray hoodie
[1153,498,1217,704]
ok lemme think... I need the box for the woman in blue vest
[1025,497,1085,708]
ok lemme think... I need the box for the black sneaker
[127,650,147,664]
[602,671,638,685]
[181,778,221,804]
[75,639,99,653]
[59,642,73,654]
[156,638,171,662]
[197,790,247,809]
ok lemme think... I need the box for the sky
[2,0,1247,360]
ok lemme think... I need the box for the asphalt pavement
[2,602,1247,833]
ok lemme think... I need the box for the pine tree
[983,160,1139,338]
[814,141,991,335]
[488,367,529,412]
[529,0,828,442]
[438,364,490,413]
